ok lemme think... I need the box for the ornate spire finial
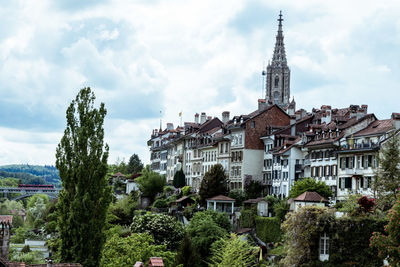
[278,10,283,27]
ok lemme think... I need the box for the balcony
[295,164,303,173]
[340,168,367,175]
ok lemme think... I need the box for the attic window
[251,121,255,128]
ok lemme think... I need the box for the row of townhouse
[261,104,400,200]
[148,104,291,192]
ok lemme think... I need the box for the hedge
[239,208,256,228]
[255,216,282,243]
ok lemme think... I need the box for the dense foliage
[175,233,200,267]
[100,233,176,267]
[199,164,229,205]
[173,169,186,188]
[187,210,230,259]
[208,234,259,267]
[281,206,385,267]
[56,87,112,267]
[135,166,166,200]
[228,189,246,207]
[255,216,282,243]
[130,212,185,250]
[370,195,400,266]
[288,178,333,199]
[244,180,265,199]
[127,153,144,174]
[374,133,400,210]
[239,208,256,228]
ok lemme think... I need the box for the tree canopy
[208,234,259,267]
[199,164,229,205]
[186,210,230,259]
[370,194,400,265]
[100,233,176,267]
[127,153,144,174]
[374,132,400,210]
[135,166,166,199]
[288,178,332,199]
[55,87,112,267]
[173,169,186,188]
[130,212,185,250]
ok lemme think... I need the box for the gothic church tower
[264,11,290,108]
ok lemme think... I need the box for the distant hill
[0,164,61,186]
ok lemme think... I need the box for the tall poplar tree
[55,88,111,267]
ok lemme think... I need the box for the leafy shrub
[182,186,191,196]
[255,216,282,243]
[131,212,184,250]
[152,198,168,209]
[239,209,256,228]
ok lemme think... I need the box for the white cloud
[0,0,399,166]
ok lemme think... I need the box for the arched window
[274,77,279,87]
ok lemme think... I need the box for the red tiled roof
[149,257,164,267]
[112,172,126,178]
[353,119,394,137]
[243,197,266,204]
[175,196,195,203]
[294,191,328,203]
[0,215,13,224]
[206,195,235,201]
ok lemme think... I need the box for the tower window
[274,77,279,87]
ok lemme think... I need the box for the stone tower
[264,11,290,108]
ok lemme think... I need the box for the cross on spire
[278,10,283,26]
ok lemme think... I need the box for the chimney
[222,111,230,124]
[321,113,326,124]
[290,116,296,136]
[326,106,332,124]
[392,113,400,129]
[200,112,206,124]
[258,99,267,111]
[166,123,174,130]
[194,113,199,124]
[154,129,158,136]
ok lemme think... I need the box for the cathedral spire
[272,10,287,66]
[264,11,291,108]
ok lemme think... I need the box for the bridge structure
[0,187,61,200]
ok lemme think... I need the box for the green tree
[135,166,166,200]
[173,169,186,188]
[288,178,332,199]
[228,189,246,207]
[127,153,144,174]
[199,164,229,205]
[131,212,185,250]
[274,199,290,222]
[100,233,176,267]
[370,195,400,265]
[26,194,49,228]
[187,210,230,259]
[374,132,400,210]
[108,194,138,226]
[244,180,265,199]
[208,234,259,267]
[55,87,112,267]
[175,233,200,267]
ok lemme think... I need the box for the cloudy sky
[0,0,399,166]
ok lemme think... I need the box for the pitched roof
[353,119,394,137]
[149,257,164,267]
[175,196,195,203]
[206,195,235,201]
[294,191,328,203]
[112,172,126,178]
[243,197,266,204]
[0,215,13,224]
